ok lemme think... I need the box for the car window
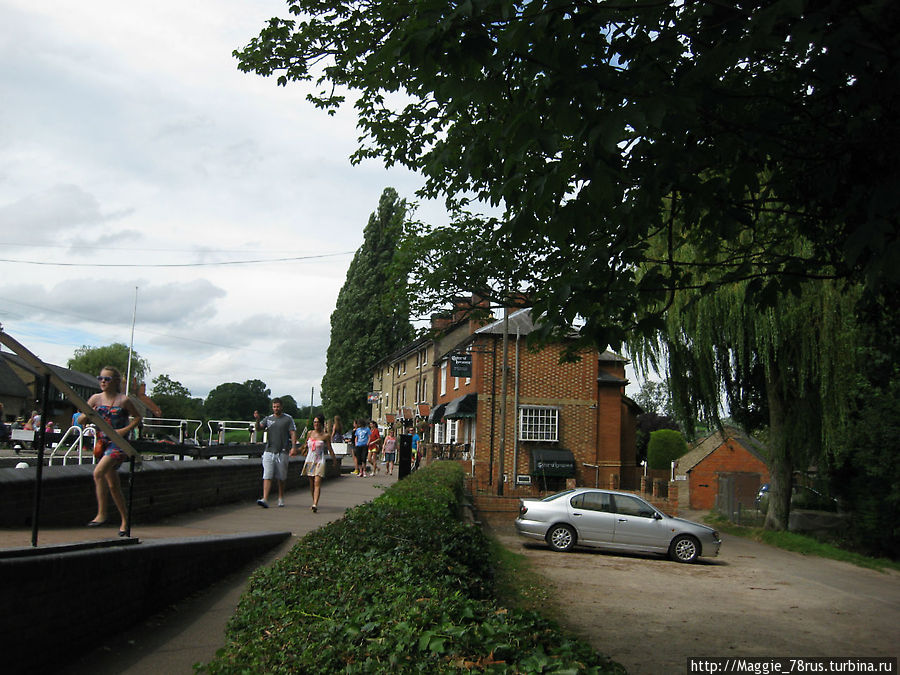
[612,494,657,518]
[542,489,575,502]
[570,492,611,512]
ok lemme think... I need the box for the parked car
[515,488,721,563]
[755,483,838,513]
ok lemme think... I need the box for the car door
[610,494,668,552]
[569,491,616,545]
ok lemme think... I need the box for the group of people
[253,399,338,513]
[351,419,394,477]
[73,370,424,533]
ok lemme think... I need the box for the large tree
[628,267,859,529]
[205,380,271,421]
[320,188,415,422]
[68,343,149,383]
[235,0,899,350]
[150,374,204,421]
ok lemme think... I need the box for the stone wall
[0,532,291,672]
[0,457,340,528]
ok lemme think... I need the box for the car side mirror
[653,512,662,520]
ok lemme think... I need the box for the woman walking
[367,421,381,475]
[80,366,142,536]
[301,413,337,512]
[382,427,397,475]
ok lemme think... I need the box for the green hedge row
[199,462,624,674]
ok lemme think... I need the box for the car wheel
[669,534,700,563]
[546,524,576,552]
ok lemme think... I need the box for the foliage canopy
[236,0,899,349]
[68,343,149,383]
[320,188,415,421]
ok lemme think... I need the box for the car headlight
[712,531,721,542]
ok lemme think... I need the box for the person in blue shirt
[353,419,370,478]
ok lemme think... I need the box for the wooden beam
[0,326,139,459]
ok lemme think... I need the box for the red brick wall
[688,438,770,509]
[466,338,637,494]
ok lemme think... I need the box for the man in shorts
[253,398,298,507]
[354,419,371,478]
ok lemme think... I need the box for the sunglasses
[97,376,114,382]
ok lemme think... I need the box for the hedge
[199,462,624,674]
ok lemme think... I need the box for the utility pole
[497,305,509,496]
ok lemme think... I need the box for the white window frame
[435,421,446,443]
[519,406,560,442]
[440,360,448,395]
[446,419,458,444]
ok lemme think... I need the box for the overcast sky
[0,0,455,404]
[0,0,648,411]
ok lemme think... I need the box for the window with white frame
[440,360,448,395]
[465,346,472,385]
[519,406,560,442]
[446,419,458,443]
[422,348,429,366]
[435,421,446,443]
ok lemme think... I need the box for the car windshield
[541,489,576,502]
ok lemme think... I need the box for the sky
[0,0,456,404]
[0,0,648,408]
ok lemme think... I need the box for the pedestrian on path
[382,427,397,475]
[353,419,370,478]
[253,398,298,508]
[80,366,142,536]
[367,421,381,475]
[300,413,337,512]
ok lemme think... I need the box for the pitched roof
[675,426,767,476]
[0,356,32,397]
[0,352,99,392]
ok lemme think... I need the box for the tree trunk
[764,372,792,530]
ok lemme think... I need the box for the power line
[0,251,354,268]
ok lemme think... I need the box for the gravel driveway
[492,525,900,674]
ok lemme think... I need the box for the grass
[705,512,900,573]
[487,534,560,618]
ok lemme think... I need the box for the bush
[647,429,688,470]
[199,462,623,673]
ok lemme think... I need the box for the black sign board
[450,352,472,378]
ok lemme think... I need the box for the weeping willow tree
[628,236,860,530]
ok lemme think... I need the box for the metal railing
[142,417,203,445]
[48,425,97,466]
[207,419,258,445]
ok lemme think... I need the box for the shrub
[647,429,688,470]
[199,462,623,674]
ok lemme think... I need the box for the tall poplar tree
[321,188,414,422]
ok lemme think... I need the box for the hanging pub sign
[367,391,381,403]
[449,352,472,378]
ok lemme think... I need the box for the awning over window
[443,393,477,419]
[530,448,576,477]
[428,403,447,423]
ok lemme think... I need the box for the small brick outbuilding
[676,427,769,511]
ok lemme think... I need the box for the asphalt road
[492,525,900,674]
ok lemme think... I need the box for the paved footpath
[0,471,397,674]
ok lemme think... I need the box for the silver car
[515,488,721,563]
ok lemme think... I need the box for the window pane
[519,407,559,442]
[613,495,656,518]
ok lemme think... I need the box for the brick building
[675,427,769,510]
[0,351,99,427]
[371,302,641,494]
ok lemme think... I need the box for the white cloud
[0,0,443,402]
